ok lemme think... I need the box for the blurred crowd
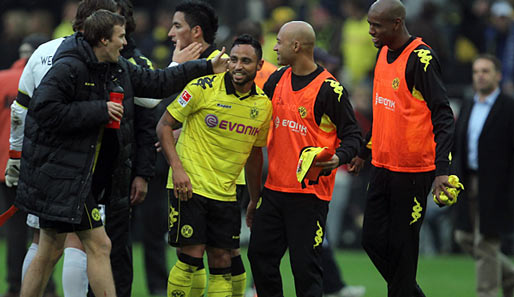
[1,0,514,255]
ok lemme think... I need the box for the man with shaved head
[247,21,362,296]
[349,0,455,296]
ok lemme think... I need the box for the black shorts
[168,190,241,249]
[39,192,103,233]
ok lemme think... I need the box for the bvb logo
[250,107,259,119]
[181,225,193,238]
[298,106,307,118]
[91,208,101,221]
[169,206,178,229]
[392,78,400,90]
[171,290,185,297]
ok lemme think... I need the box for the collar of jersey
[224,72,257,100]
[200,45,217,59]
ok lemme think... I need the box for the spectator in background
[27,10,55,38]
[453,54,514,297]
[340,0,377,85]
[53,1,79,38]
[150,8,174,69]
[261,6,296,66]
[131,9,154,58]
[0,10,29,69]
[452,0,491,87]
[308,4,342,59]
[486,1,514,96]
[0,34,50,297]
[407,1,450,74]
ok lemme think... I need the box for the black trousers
[248,188,329,297]
[321,240,345,294]
[0,183,28,293]
[139,157,168,293]
[362,166,433,297]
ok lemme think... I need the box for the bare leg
[77,226,116,297]
[20,228,65,297]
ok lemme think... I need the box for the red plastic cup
[106,91,124,129]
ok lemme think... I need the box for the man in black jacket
[16,10,227,297]
[453,54,514,297]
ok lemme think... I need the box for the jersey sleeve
[315,80,362,165]
[17,55,38,101]
[166,78,204,123]
[408,45,454,176]
[9,100,28,152]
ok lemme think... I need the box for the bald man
[247,21,362,297]
[348,1,455,296]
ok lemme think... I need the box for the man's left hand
[432,175,454,205]
[130,176,148,205]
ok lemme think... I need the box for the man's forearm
[10,100,27,152]
[245,147,263,202]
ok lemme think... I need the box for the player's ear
[192,25,202,40]
[257,59,264,71]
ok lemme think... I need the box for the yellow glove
[433,175,464,206]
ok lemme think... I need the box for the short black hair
[232,34,262,61]
[73,0,118,32]
[84,10,125,47]
[474,54,502,73]
[175,1,218,44]
[115,0,136,35]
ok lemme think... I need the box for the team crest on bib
[181,225,193,238]
[298,106,307,118]
[392,78,400,90]
[91,208,101,221]
[178,90,192,107]
[250,107,259,119]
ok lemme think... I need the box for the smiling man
[159,3,249,296]
[246,21,362,297]
[157,34,272,297]
[15,9,228,297]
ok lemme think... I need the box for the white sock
[22,242,38,281]
[62,248,89,297]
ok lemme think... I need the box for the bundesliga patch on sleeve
[178,90,192,107]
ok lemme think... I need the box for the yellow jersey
[166,72,272,201]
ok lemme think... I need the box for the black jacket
[15,33,213,223]
[452,92,514,236]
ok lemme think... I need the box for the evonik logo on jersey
[274,116,308,136]
[204,114,260,136]
[375,93,396,111]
